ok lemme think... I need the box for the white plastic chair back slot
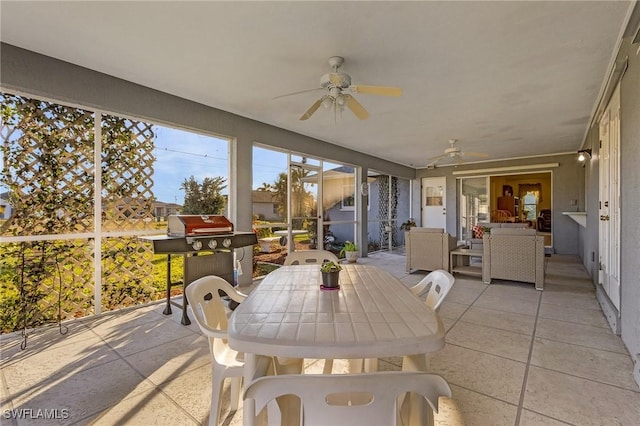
[410,269,455,311]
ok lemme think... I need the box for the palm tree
[257,182,273,192]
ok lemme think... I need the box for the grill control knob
[208,239,218,249]
[223,238,232,248]
[192,240,203,251]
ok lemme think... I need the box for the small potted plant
[320,261,342,288]
[340,241,359,263]
[400,219,417,231]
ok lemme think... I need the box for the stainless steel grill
[142,215,257,325]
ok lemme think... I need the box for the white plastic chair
[185,275,248,426]
[409,269,456,311]
[283,250,339,266]
[244,371,452,426]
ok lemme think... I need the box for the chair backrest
[482,227,545,290]
[185,275,234,332]
[410,269,455,311]
[489,227,537,236]
[406,228,457,273]
[284,250,339,266]
[408,227,444,234]
[244,372,451,426]
[184,275,248,367]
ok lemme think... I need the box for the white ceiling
[0,1,633,167]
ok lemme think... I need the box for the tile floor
[1,253,638,425]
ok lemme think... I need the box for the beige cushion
[478,222,528,229]
[411,227,444,233]
[489,228,537,236]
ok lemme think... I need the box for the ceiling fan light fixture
[336,94,346,106]
[577,149,592,161]
[322,97,333,109]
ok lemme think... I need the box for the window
[522,192,538,221]
[518,183,542,221]
[341,184,355,210]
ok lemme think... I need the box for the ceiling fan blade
[273,87,322,100]
[299,97,325,121]
[462,152,490,158]
[425,152,449,162]
[344,95,369,120]
[350,85,403,97]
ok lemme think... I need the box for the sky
[153,126,288,204]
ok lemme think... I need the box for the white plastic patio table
[228,264,446,426]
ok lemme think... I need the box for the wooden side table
[450,248,483,277]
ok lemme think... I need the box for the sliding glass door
[457,177,489,240]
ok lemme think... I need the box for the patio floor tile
[2,252,636,425]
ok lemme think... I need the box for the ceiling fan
[424,139,489,168]
[273,56,402,121]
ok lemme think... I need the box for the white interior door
[598,84,620,310]
[421,177,446,229]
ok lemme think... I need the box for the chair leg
[273,357,304,374]
[210,371,225,426]
[266,400,282,426]
[322,359,334,374]
[349,358,364,373]
[364,357,378,372]
[346,358,377,373]
[229,376,242,411]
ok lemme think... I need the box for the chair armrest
[195,322,229,340]
[446,234,458,250]
[226,287,247,304]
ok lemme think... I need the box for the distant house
[321,166,360,242]
[0,192,13,219]
[252,190,280,221]
[153,200,182,220]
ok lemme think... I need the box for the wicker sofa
[405,227,458,273]
[482,228,545,290]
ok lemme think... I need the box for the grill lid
[167,215,234,237]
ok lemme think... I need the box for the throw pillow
[472,224,484,239]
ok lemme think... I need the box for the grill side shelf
[140,232,257,325]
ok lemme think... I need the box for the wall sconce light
[577,149,592,162]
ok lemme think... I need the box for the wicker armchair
[405,227,458,273]
[482,228,545,290]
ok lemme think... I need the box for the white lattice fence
[0,94,158,333]
[101,237,157,311]
[101,114,156,232]
[1,95,95,236]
